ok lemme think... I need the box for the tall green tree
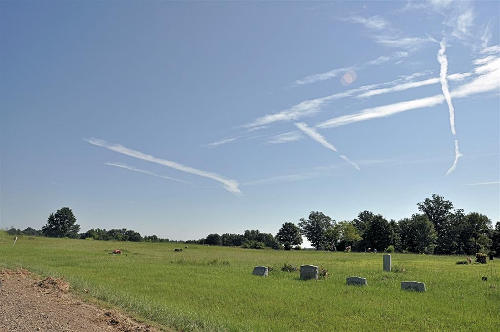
[491,222,500,256]
[362,214,392,251]
[417,194,454,253]
[399,214,437,254]
[42,207,80,238]
[460,212,492,254]
[276,222,302,250]
[298,211,334,250]
[205,233,222,246]
[388,220,401,252]
[336,221,362,251]
[417,194,454,232]
[323,226,340,251]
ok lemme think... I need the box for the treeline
[6,225,170,243]
[6,194,500,256]
[79,228,170,242]
[194,195,500,256]
[186,229,281,249]
[7,207,169,243]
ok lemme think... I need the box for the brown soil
[0,269,163,332]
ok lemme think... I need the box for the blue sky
[1,1,499,241]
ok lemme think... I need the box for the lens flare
[341,70,357,85]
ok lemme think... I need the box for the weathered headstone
[401,281,426,292]
[346,276,367,286]
[252,266,268,277]
[383,254,391,272]
[300,265,318,280]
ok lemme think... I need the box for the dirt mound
[36,276,70,293]
[0,269,163,332]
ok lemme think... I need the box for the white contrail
[317,94,445,128]
[105,162,189,184]
[466,181,500,186]
[339,155,360,171]
[295,122,360,170]
[267,131,303,144]
[293,51,407,86]
[295,122,337,152]
[437,38,457,135]
[446,140,463,175]
[317,54,499,129]
[86,138,240,194]
[205,137,239,148]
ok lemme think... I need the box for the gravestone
[252,266,268,277]
[346,276,367,286]
[300,265,318,280]
[383,254,391,272]
[401,281,426,292]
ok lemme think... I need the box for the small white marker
[13,236,18,247]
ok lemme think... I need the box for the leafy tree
[7,227,22,236]
[362,214,391,251]
[399,214,437,253]
[434,209,463,254]
[42,207,80,238]
[417,194,454,232]
[353,211,375,235]
[298,211,334,250]
[336,221,362,251]
[352,210,375,250]
[491,222,500,256]
[107,228,128,241]
[417,194,455,253]
[81,228,110,240]
[461,212,492,254]
[221,233,245,246]
[205,233,222,246]
[125,229,142,242]
[241,240,265,249]
[388,220,401,252]
[22,227,41,236]
[243,230,277,248]
[276,222,302,250]
[323,226,340,251]
[144,235,159,242]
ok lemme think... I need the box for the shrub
[241,240,265,249]
[318,266,328,279]
[293,246,301,250]
[476,253,487,264]
[385,245,395,253]
[281,263,298,272]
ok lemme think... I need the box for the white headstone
[383,254,391,272]
[252,266,268,276]
[300,265,318,280]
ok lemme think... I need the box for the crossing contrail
[437,39,457,136]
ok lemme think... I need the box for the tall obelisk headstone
[383,254,391,272]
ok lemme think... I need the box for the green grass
[1,231,499,331]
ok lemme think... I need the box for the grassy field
[0,231,499,331]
